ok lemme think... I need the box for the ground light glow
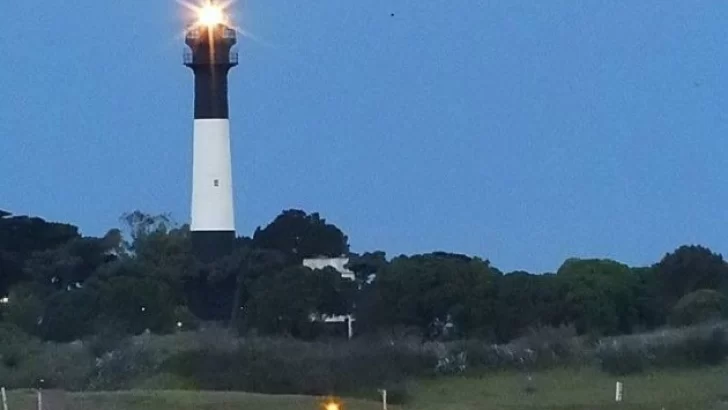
[322,398,343,410]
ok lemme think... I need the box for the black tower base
[191,231,235,263]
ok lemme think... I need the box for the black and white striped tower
[184,5,238,262]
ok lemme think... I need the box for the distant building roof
[302,256,355,281]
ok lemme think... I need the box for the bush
[0,339,94,390]
[173,306,200,331]
[678,326,728,366]
[87,334,162,390]
[596,341,648,375]
[442,326,587,375]
[670,289,727,327]
[596,322,728,375]
[3,322,726,395]
[160,337,436,397]
[85,323,128,357]
[2,285,44,336]
[0,323,33,368]
[510,325,587,368]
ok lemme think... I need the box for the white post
[36,389,42,410]
[1,387,8,410]
[380,389,388,410]
[347,316,354,340]
[615,381,623,402]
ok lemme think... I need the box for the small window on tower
[213,179,219,187]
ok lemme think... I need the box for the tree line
[0,208,726,343]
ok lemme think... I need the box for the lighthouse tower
[184,4,238,262]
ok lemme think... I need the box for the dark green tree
[208,245,287,329]
[346,251,387,285]
[94,273,178,335]
[244,265,352,338]
[37,286,99,342]
[119,211,205,321]
[2,283,45,335]
[345,251,388,334]
[252,210,349,262]
[0,211,80,297]
[23,232,119,297]
[632,266,666,330]
[9,229,121,340]
[493,271,564,342]
[556,258,639,336]
[654,245,728,310]
[372,252,498,339]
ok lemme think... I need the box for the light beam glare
[175,0,198,12]
[177,0,237,28]
[198,5,225,26]
[175,0,281,62]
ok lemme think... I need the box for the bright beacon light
[178,0,244,37]
[197,2,225,26]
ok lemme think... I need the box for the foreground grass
[7,390,388,410]
[409,366,728,410]
[6,366,728,410]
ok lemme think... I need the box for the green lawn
[6,390,386,410]
[5,366,728,410]
[408,366,728,410]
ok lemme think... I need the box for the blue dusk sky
[1,1,726,273]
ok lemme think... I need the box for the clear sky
[1,1,726,273]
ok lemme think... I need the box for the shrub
[510,325,587,368]
[677,326,728,366]
[0,323,33,368]
[173,306,200,331]
[596,322,728,375]
[2,285,44,336]
[670,289,727,327]
[4,322,726,395]
[27,342,95,390]
[596,340,648,375]
[85,323,128,357]
[160,337,436,397]
[0,339,95,390]
[443,326,587,375]
[87,334,162,390]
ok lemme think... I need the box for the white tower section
[191,119,235,231]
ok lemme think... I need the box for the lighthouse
[184,2,238,262]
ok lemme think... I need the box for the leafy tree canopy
[2,208,728,344]
[654,245,728,309]
[252,209,349,262]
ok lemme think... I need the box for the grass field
[5,366,728,410]
[410,366,728,410]
[6,390,384,410]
